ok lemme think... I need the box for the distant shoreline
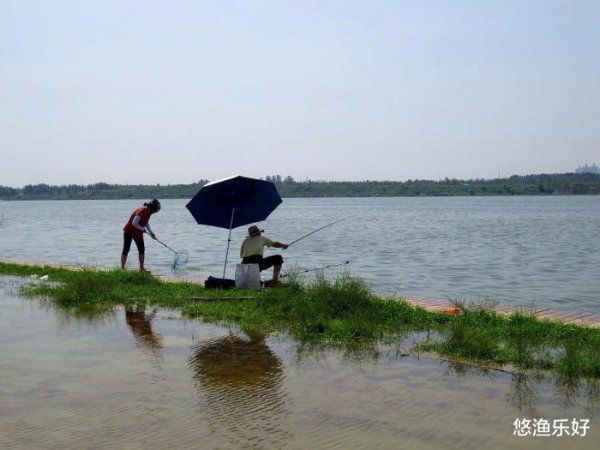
[2,172,600,200]
[2,193,600,202]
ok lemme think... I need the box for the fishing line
[281,261,350,278]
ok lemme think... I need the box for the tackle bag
[204,276,236,289]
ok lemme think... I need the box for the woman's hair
[144,198,161,212]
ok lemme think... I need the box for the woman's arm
[132,215,156,238]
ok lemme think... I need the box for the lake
[1,276,598,449]
[1,196,599,312]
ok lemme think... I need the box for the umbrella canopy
[185,175,283,278]
[186,175,282,229]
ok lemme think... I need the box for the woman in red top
[121,198,161,272]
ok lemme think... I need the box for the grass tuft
[2,261,600,380]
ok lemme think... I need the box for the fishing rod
[281,261,350,278]
[287,217,350,247]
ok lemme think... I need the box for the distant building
[575,163,599,174]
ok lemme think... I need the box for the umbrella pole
[223,207,235,279]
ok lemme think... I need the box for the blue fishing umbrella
[185,175,283,277]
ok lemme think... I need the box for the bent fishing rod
[287,217,350,247]
[281,261,350,278]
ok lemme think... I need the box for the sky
[1,0,599,187]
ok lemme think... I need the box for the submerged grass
[417,308,600,378]
[1,261,599,379]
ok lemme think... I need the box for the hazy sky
[2,0,599,187]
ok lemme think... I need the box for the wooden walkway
[401,296,600,329]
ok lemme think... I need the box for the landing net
[172,250,189,271]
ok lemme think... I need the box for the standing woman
[121,198,161,272]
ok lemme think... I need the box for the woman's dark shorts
[242,255,283,271]
[122,233,145,255]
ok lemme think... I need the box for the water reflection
[125,305,163,351]
[25,289,600,420]
[50,304,117,328]
[442,359,600,415]
[123,304,165,373]
[189,330,292,448]
[554,375,600,411]
[508,372,540,413]
[4,272,598,444]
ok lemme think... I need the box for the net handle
[155,238,177,254]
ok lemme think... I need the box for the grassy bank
[1,261,599,379]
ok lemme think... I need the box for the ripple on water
[3,197,600,311]
[1,274,599,449]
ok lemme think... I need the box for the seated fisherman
[240,225,289,284]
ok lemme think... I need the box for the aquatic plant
[418,305,600,378]
[1,261,599,379]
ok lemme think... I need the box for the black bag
[204,276,236,289]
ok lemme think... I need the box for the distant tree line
[1,173,600,200]
[0,181,209,200]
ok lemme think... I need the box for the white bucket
[235,263,261,289]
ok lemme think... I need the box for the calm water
[1,196,599,312]
[1,276,598,449]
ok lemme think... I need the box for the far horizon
[3,167,600,190]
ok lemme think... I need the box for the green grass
[1,261,599,379]
[417,308,600,378]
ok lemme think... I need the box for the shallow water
[1,276,598,449]
[1,196,599,312]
